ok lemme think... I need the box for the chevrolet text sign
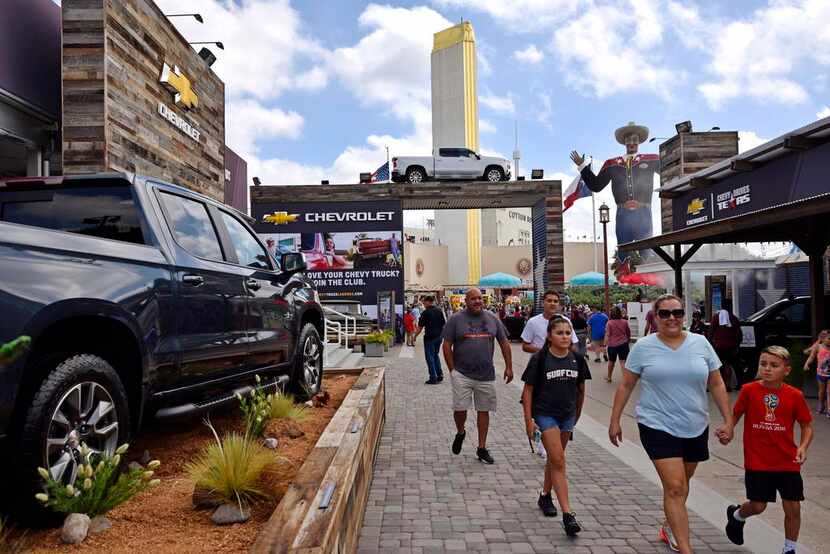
[304,211,395,223]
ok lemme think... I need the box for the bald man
[442,288,513,464]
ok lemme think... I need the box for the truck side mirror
[475,153,481,160]
[281,252,307,273]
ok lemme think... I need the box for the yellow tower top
[433,21,476,52]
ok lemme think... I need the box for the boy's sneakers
[537,493,557,517]
[476,447,494,464]
[562,512,581,536]
[659,524,680,552]
[452,430,466,454]
[725,505,745,545]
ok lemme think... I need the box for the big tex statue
[570,121,659,260]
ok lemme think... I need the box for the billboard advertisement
[252,200,404,317]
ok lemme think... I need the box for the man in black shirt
[415,296,446,384]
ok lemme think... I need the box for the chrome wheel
[303,336,321,390]
[407,170,423,183]
[46,381,119,485]
[487,168,502,182]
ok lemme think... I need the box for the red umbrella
[619,272,664,286]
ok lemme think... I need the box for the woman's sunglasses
[657,309,685,319]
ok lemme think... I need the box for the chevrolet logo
[263,211,299,225]
[687,198,706,216]
[160,63,198,110]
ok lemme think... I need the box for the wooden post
[674,243,683,297]
[808,247,826,338]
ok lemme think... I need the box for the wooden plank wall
[544,181,565,291]
[251,366,386,554]
[62,0,225,201]
[659,131,738,233]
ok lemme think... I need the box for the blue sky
[156,0,830,247]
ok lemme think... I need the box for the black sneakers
[538,493,557,517]
[476,447,494,464]
[725,504,745,545]
[452,430,466,455]
[425,379,438,385]
[563,512,581,536]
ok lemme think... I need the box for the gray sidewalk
[357,344,751,553]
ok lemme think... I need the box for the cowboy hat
[614,121,649,145]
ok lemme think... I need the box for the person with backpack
[710,299,743,391]
[521,315,591,536]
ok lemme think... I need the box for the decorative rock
[128,461,143,472]
[61,513,90,544]
[263,437,279,449]
[88,515,112,534]
[140,449,152,466]
[192,486,223,509]
[285,425,305,439]
[211,503,250,525]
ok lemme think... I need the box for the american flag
[370,161,389,183]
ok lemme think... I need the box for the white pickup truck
[391,148,512,183]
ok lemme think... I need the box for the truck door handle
[245,278,261,291]
[182,274,204,286]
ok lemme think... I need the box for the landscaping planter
[252,366,385,554]
[364,342,384,357]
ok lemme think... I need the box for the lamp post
[599,203,611,315]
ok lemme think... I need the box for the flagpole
[592,193,597,273]
[386,146,391,183]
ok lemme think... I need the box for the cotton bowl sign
[253,200,404,313]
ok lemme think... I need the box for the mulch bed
[25,373,358,553]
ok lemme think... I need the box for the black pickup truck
[0,173,325,512]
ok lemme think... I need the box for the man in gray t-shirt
[442,288,513,464]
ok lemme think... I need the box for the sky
[153,0,830,255]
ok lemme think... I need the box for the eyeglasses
[657,309,685,319]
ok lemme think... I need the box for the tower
[431,21,482,285]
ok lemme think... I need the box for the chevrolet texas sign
[158,63,200,142]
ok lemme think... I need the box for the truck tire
[484,166,504,182]
[16,354,130,523]
[290,324,323,400]
[406,167,426,183]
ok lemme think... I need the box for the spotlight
[531,169,544,179]
[517,176,525,181]
[675,120,693,134]
[189,41,224,50]
[198,48,216,67]
[359,173,371,183]
[252,177,261,186]
[321,180,329,185]
[166,13,203,23]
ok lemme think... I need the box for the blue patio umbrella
[478,272,522,288]
[569,271,617,286]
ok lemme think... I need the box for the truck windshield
[0,185,145,244]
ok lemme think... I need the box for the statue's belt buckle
[623,200,641,210]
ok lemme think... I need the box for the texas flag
[563,173,591,212]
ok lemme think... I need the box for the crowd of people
[398,289,814,554]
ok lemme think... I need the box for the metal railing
[322,306,357,365]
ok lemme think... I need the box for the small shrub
[0,335,30,365]
[185,421,274,507]
[0,516,29,554]
[238,374,273,437]
[269,391,308,422]
[35,443,160,517]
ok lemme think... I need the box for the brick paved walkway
[357,345,749,554]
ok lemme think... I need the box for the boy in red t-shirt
[719,346,813,554]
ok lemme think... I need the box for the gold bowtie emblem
[160,63,198,110]
[262,211,300,225]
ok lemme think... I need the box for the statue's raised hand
[569,151,585,166]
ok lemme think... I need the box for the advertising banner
[252,201,404,316]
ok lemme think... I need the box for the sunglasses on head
[657,309,685,319]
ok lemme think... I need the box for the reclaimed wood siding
[62,0,225,201]
[659,132,738,233]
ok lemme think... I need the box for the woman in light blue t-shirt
[608,294,734,554]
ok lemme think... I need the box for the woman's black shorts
[607,343,630,362]
[638,423,709,462]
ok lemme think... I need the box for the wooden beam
[689,177,711,189]
[729,159,756,172]
[652,246,677,269]
[680,242,703,265]
[659,188,681,199]
[674,244,683,296]
[783,135,817,151]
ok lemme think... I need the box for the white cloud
[553,0,680,100]
[433,0,583,32]
[480,93,516,114]
[686,0,830,109]
[738,131,769,154]
[479,119,497,134]
[818,106,830,119]
[536,92,553,129]
[155,0,327,101]
[513,45,544,64]
[225,100,303,154]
